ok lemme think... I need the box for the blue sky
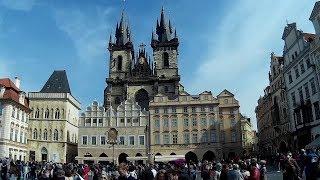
[0,0,318,129]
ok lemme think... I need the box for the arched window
[39,129,42,140]
[44,109,49,119]
[35,108,40,118]
[53,129,58,141]
[163,52,169,68]
[115,97,121,106]
[55,109,60,119]
[117,55,123,71]
[43,129,48,140]
[67,131,70,142]
[33,129,38,139]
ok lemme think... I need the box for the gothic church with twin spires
[104,8,180,111]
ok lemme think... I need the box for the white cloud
[0,0,36,11]
[53,7,113,63]
[189,0,317,129]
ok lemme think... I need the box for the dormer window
[19,92,26,105]
[0,85,5,98]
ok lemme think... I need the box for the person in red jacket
[249,160,260,180]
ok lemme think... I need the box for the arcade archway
[185,151,198,163]
[118,153,128,164]
[202,151,216,161]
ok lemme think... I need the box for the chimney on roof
[14,77,20,89]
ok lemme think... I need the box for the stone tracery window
[55,109,60,119]
[163,52,169,68]
[53,129,59,141]
[33,129,38,139]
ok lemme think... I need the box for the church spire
[114,11,132,46]
[155,7,172,42]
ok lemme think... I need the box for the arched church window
[115,97,121,106]
[55,109,60,119]
[117,56,123,71]
[163,52,169,68]
[43,129,48,140]
[44,109,49,119]
[53,129,59,141]
[33,129,38,139]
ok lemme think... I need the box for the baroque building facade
[28,70,80,163]
[78,8,254,163]
[0,78,30,161]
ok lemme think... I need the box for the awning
[305,136,320,149]
[154,155,185,162]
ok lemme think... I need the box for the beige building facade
[28,70,80,163]
[149,87,250,162]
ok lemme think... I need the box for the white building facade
[0,78,30,161]
[77,100,148,164]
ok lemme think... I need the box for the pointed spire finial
[174,28,177,38]
[109,34,112,43]
[169,20,173,34]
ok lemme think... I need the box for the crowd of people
[0,149,320,180]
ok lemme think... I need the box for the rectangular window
[191,107,196,113]
[98,119,103,126]
[201,106,205,112]
[201,118,207,127]
[183,107,188,113]
[294,67,300,78]
[12,107,15,118]
[10,129,13,141]
[163,108,168,114]
[82,136,87,145]
[20,132,23,143]
[210,131,216,142]
[85,119,91,127]
[127,118,131,124]
[155,108,159,114]
[129,136,135,145]
[306,58,311,68]
[92,119,97,126]
[231,131,236,142]
[163,134,170,144]
[209,106,214,112]
[139,135,145,145]
[300,62,305,73]
[184,119,189,127]
[192,133,198,143]
[172,119,178,127]
[15,130,18,142]
[91,136,96,145]
[155,119,160,128]
[310,78,317,95]
[119,136,125,145]
[314,102,320,120]
[184,133,190,144]
[288,73,293,83]
[155,134,160,145]
[120,118,125,123]
[172,107,176,113]
[192,118,197,127]
[304,84,310,99]
[291,92,296,106]
[101,136,106,145]
[172,134,178,144]
[163,119,169,127]
[201,131,208,143]
[299,88,304,103]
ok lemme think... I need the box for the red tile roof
[0,78,30,111]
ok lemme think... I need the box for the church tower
[104,12,134,108]
[151,7,180,96]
